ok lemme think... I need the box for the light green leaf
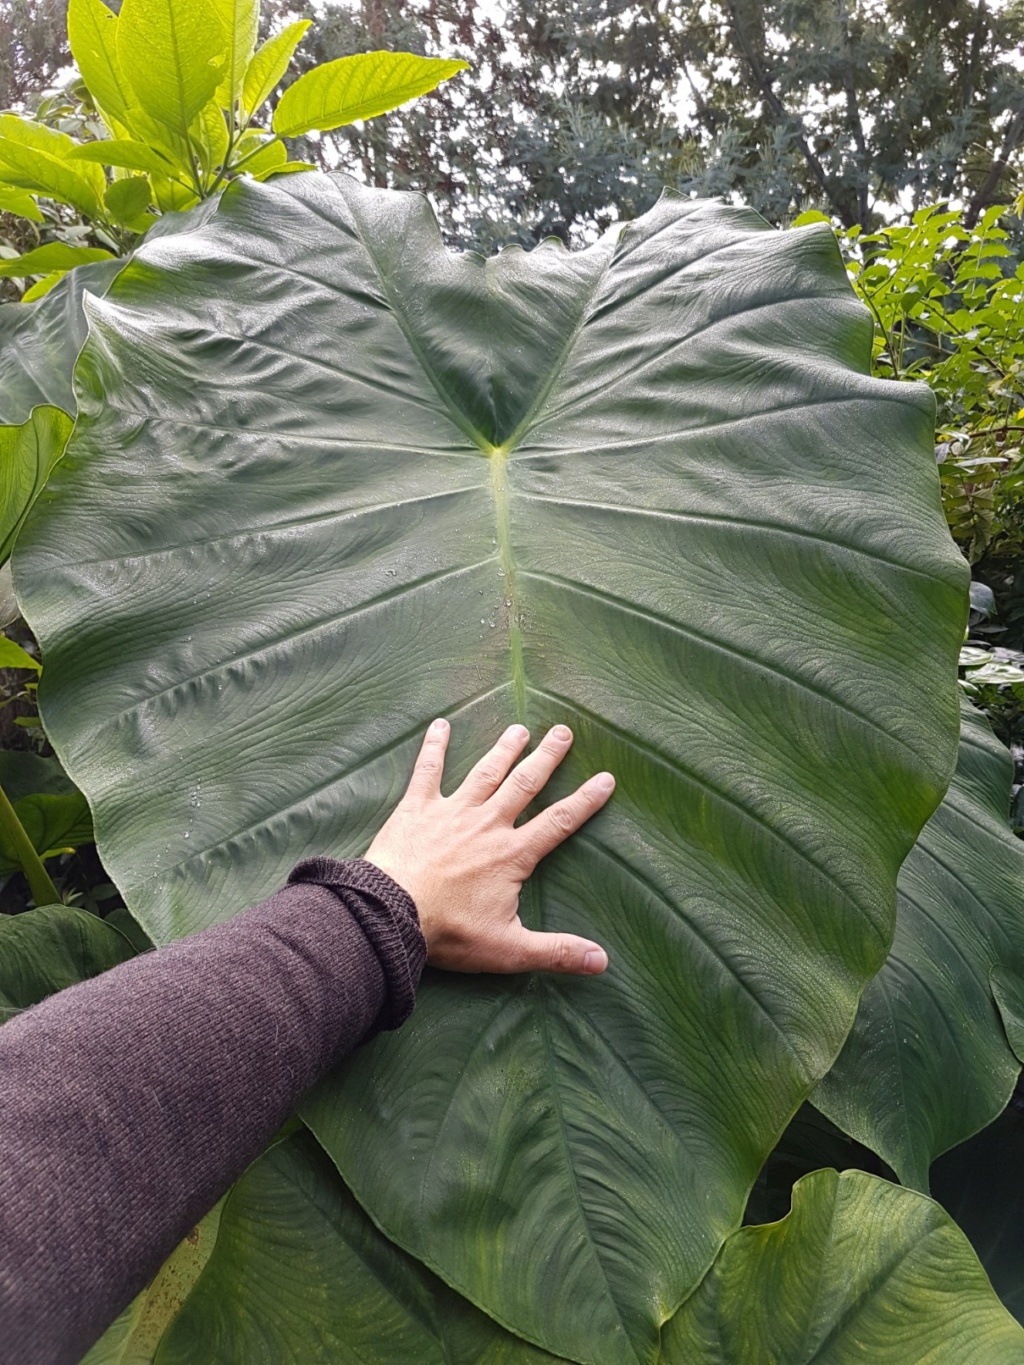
[0,244,114,279]
[21,272,66,302]
[662,1169,1024,1361]
[209,0,259,109]
[67,0,137,134]
[814,701,1024,1190]
[0,406,74,564]
[151,173,200,214]
[191,102,230,176]
[81,1200,224,1365]
[16,175,967,1363]
[116,0,227,137]
[0,140,104,219]
[68,140,176,178]
[272,50,467,137]
[0,903,135,1020]
[232,130,285,177]
[253,159,314,180]
[0,635,40,670]
[104,175,153,229]
[0,112,78,161]
[241,19,310,118]
[152,1132,559,1364]
[0,187,43,221]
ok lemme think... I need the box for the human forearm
[0,858,424,1365]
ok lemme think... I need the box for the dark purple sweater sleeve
[0,857,426,1365]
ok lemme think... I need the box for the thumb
[507,928,609,976]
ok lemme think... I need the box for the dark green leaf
[0,258,124,423]
[814,701,1024,1190]
[0,903,135,1019]
[0,789,94,872]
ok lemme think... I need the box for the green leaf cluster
[0,0,466,298]
[796,203,1024,565]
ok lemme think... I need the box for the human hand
[363,719,614,975]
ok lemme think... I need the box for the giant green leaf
[272,50,468,136]
[150,1131,558,1363]
[814,700,1024,1190]
[16,174,967,1363]
[662,1168,1024,1361]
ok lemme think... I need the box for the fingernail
[431,717,449,733]
[508,724,529,742]
[584,948,608,973]
[550,724,572,742]
[591,771,615,792]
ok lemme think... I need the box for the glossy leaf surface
[152,1132,558,1364]
[272,50,467,135]
[663,1168,1024,1361]
[17,174,966,1362]
[0,904,135,1019]
[814,701,1024,1189]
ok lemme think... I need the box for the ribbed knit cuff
[287,857,426,1032]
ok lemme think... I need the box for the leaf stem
[0,779,60,906]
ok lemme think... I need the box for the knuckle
[416,755,442,774]
[510,766,539,797]
[551,939,575,971]
[548,802,577,834]
[476,763,503,788]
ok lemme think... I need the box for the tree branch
[965,102,1024,227]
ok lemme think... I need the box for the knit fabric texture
[0,859,425,1365]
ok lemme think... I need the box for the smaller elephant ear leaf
[991,966,1024,1064]
[813,699,1024,1191]
[662,1168,1024,1362]
[0,904,136,1020]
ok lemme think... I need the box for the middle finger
[489,724,574,822]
